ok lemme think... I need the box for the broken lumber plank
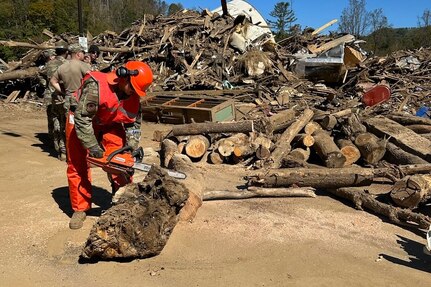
[4,90,20,103]
[270,109,314,168]
[202,187,316,200]
[390,174,431,209]
[171,120,254,136]
[329,187,431,229]
[308,34,355,54]
[311,19,338,35]
[365,116,431,161]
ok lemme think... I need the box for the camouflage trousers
[46,104,54,143]
[52,103,66,157]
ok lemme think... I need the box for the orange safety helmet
[125,61,153,97]
[107,61,153,97]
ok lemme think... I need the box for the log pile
[1,6,431,240]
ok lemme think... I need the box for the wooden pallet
[141,94,236,124]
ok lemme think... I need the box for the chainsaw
[87,146,186,179]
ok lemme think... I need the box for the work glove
[88,145,104,158]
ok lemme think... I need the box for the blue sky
[167,0,431,30]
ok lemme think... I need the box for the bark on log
[390,174,431,209]
[171,121,254,136]
[289,148,310,162]
[320,114,337,130]
[328,187,431,229]
[202,187,316,200]
[365,116,431,161]
[256,145,271,160]
[312,130,346,168]
[405,124,431,134]
[0,67,40,82]
[342,113,367,139]
[304,121,322,135]
[81,166,189,260]
[248,167,375,189]
[354,132,386,164]
[336,139,361,166]
[385,142,428,165]
[208,151,224,164]
[160,139,178,167]
[184,135,210,159]
[386,113,431,126]
[259,108,296,134]
[271,109,314,168]
[294,134,315,147]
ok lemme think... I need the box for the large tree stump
[81,166,189,260]
[390,174,431,209]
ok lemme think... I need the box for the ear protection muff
[116,66,139,78]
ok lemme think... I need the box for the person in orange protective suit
[65,61,153,229]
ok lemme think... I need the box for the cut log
[320,114,337,130]
[289,148,310,162]
[255,145,271,160]
[304,121,322,135]
[420,133,431,142]
[184,135,210,159]
[160,138,178,167]
[354,132,386,164]
[365,116,431,161]
[217,138,235,157]
[261,108,296,134]
[385,142,428,165]
[248,167,375,189]
[203,187,316,200]
[294,134,315,147]
[0,67,40,82]
[271,109,314,168]
[390,174,431,209]
[81,166,189,260]
[248,164,431,189]
[336,139,361,166]
[208,151,224,164]
[171,121,254,136]
[342,113,366,138]
[405,124,431,134]
[312,130,346,168]
[328,187,431,229]
[386,113,431,126]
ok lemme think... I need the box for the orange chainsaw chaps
[66,115,131,212]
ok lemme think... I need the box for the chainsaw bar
[133,162,187,179]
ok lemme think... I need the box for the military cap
[68,43,85,53]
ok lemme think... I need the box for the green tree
[168,3,184,15]
[368,8,390,54]
[267,1,297,39]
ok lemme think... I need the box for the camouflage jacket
[43,56,67,105]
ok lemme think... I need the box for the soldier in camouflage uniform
[45,41,69,160]
[65,61,153,229]
[41,49,57,144]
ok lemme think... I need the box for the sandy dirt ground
[0,103,431,287]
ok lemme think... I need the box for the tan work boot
[69,211,86,229]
